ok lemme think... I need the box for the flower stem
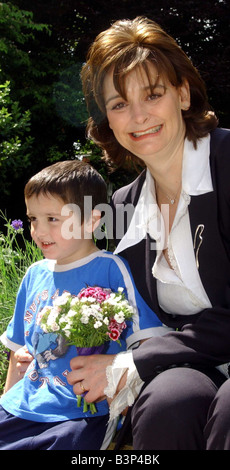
[77,395,82,407]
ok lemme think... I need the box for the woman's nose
[131,103,149,124]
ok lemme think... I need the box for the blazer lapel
[188,190,230,306]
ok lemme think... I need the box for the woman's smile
[130,124,163,140]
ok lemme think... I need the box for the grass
[0,211,43,394]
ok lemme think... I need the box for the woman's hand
[14,346,33,378]
[67,354,116,403]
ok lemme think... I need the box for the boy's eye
[48,217,58,222]
[27,216,35,223]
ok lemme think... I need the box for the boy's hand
[14,346,33,378]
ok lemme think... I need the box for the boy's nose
[33,223,48,239]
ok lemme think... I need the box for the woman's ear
[84,209,102,235]
[180,79,191,111]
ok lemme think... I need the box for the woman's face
[103,64,190,166]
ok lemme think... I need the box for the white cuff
[0,332,22,352]
[104,351,144,421]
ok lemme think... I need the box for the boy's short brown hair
[24,160,107,221]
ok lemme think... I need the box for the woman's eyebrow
[105,83,166,105]
[143,83,166,91]
[105,94,121,106]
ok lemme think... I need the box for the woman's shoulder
[210,128,230,166]
[210,127,230,153]
[112,169,146,206]
[210,128,230,197]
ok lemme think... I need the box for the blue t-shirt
[0,250,162,422]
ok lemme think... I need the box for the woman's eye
[111,101,127,110]
[147,93,162,101]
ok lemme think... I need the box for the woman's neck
[146,134,185,195]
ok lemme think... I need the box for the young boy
[0,160,163,450]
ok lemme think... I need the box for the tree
[0,77,33,195]
[0,2,86,172]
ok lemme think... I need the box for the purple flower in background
[11,219,23,231]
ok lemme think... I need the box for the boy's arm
[4,351,21,393]
[4,347,33,393]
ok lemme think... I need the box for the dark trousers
[130,367,226,450]
[0,406,109,450]
[205,378,230,449]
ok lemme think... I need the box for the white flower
[41,324,48,333]
[86,297,97,303]
[118,287,124,293]
[80,315,89,324]
[81,305,92,317]
[59,314,68,324]
[67,309,76,318]
[94,320,102,329]
[84,304,101,317]
[114,312,125,323]
[63,326,71,337]
[70,297,79,306]
[94,312,103,321]
[50,321,59,331]
[104,294,122,306]
[53,292,71,307]
[103,317,109,325]
[47,308,60,328]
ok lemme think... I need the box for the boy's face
[26,193,96,264]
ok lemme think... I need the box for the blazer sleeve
[133,305,230,381]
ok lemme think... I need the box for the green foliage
[74,139,139,191]
[0,77,34,195]
[53,63,88,128]
[0,2,50,83]
[0,211,43,393]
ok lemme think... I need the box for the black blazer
[111,128,230,381]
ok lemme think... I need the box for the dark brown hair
[81,16,218,168]
[24,160,107,220]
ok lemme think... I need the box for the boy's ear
[84,209,102,234]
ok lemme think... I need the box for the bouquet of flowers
[39,286,134,414]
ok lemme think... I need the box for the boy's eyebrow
[26,211,61,216]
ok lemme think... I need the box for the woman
[20,17,230,449]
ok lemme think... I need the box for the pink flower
[109,319,127,332]
[109,318,118,329]
[78,286,111,303]
[108,328,120,341]
[118,321,127,331]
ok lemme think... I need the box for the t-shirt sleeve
[0,277,27,351]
